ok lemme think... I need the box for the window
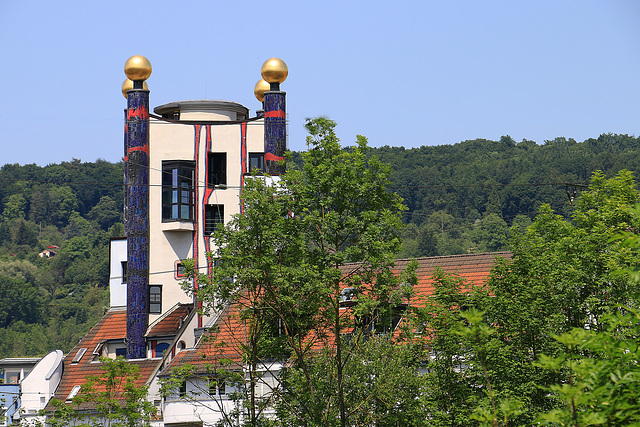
[66,385,81,401]
[71,348,87,363]
[160,110,180,120]
[149,285,162,314]
[121,261,127,283]
[5,371,19,384]
[153,342,170,358]
[115,348,126,357]
[175,261,185,278]
[204,205,224,235]
[162,161,195,221]
[208,153,227,186]
[209,377,226,397]
[179,381,187,398]
[249,153,264,173]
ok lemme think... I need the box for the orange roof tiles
[398,251,511,306]
[47,307,162,411]
[147,303,193,338]
[161,304,245,376]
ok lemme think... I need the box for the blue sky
[1,0,639,166]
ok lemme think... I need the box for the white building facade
[111,100,265,327]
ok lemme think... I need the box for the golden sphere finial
[124,55,152,81]
[122,78,149,98]
[261,57,288,84]
[254,79,270,102]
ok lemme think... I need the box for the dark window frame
[121,261,128,284]
[204,205,224,235]
[248,152,264,173]
[208,153,227,187]
[175,261,185,279]
[209,377,227,397]
[162,161,196,222]
[149,285,162,314]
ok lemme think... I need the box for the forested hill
[0,133,638,357]
[0,159,123,358]
[369,133,640,257]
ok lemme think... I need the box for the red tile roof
[46,307,162,411]
[397,251,511,306]
[147,303,194,338]
[161,304,245,376]
[164,252,511,373]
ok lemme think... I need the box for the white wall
[148,101,264,323]
[19,350,63,424]
[109,238,127,308]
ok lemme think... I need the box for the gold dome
[254,79,270,102]
[122,78,149,98]
[261,57,288,84]
[124,55,152,81]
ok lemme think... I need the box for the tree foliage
[418,170,640,425]
[177,118,418,426]
[0,160,120,358]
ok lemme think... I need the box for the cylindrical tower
[260,58,288,175]
[123,55,152,359]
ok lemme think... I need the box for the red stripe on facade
[265,152,285,162]
[126,106,149,120]
[264,110,285,118]
[126,145,149,155]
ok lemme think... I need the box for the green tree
[414,269,486,425]
[536,309,640,426]
[276,336,427,427]
[88,196,121,230]
[10,217,38,248]
[46,357,155,427]
[49,186,78,227]
[470,213,509,252]
[3,193,27,221]
[417,170,640,425]
[180,118,415,426]
[0,275,43,328]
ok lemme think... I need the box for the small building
[0,351,63,425]
[38,249,57,258]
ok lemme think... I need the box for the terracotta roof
[164,252,511,373]
[147,303,193,338]
[46,308,162,411]
[397,251,511,306]
[160,304,244,376]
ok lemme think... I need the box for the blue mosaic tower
[123,55,152,359]
[260,58,288,175]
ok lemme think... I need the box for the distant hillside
[0,159,121,357]
[368,133,640,257]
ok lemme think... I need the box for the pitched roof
[147,303,194,338]
[398,251,511,305]
[163,252,511,374]
[160,304,244,376]
[46,307,161,411]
